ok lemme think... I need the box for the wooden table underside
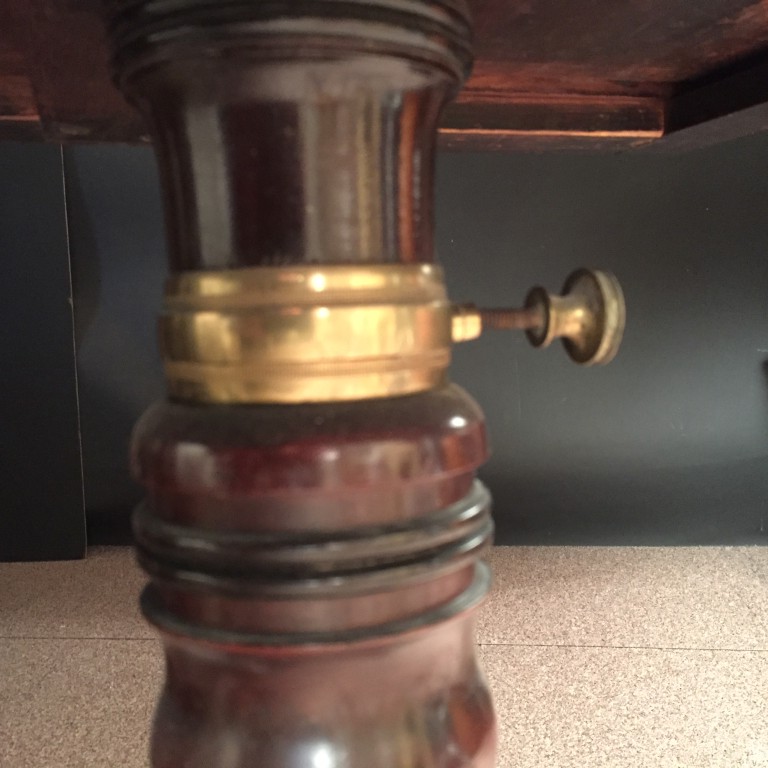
[3,0,768,151]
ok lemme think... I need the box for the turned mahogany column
[103,2,496,766]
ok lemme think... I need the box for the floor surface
[2,546,767,767]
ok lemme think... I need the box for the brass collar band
[161,264,452,404]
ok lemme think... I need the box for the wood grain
[1,0,768,149]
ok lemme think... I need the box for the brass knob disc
[525,269,625,366]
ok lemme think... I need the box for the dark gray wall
[0,143,84,560]
[438,144,768,544]
[63,146,165,543]
[64,134,768,545]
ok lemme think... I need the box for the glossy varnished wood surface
[3,546,768,766]
[3,0,768,148]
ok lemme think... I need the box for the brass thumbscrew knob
[452,269,625,366]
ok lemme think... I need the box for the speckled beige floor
[2,546,767,767]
